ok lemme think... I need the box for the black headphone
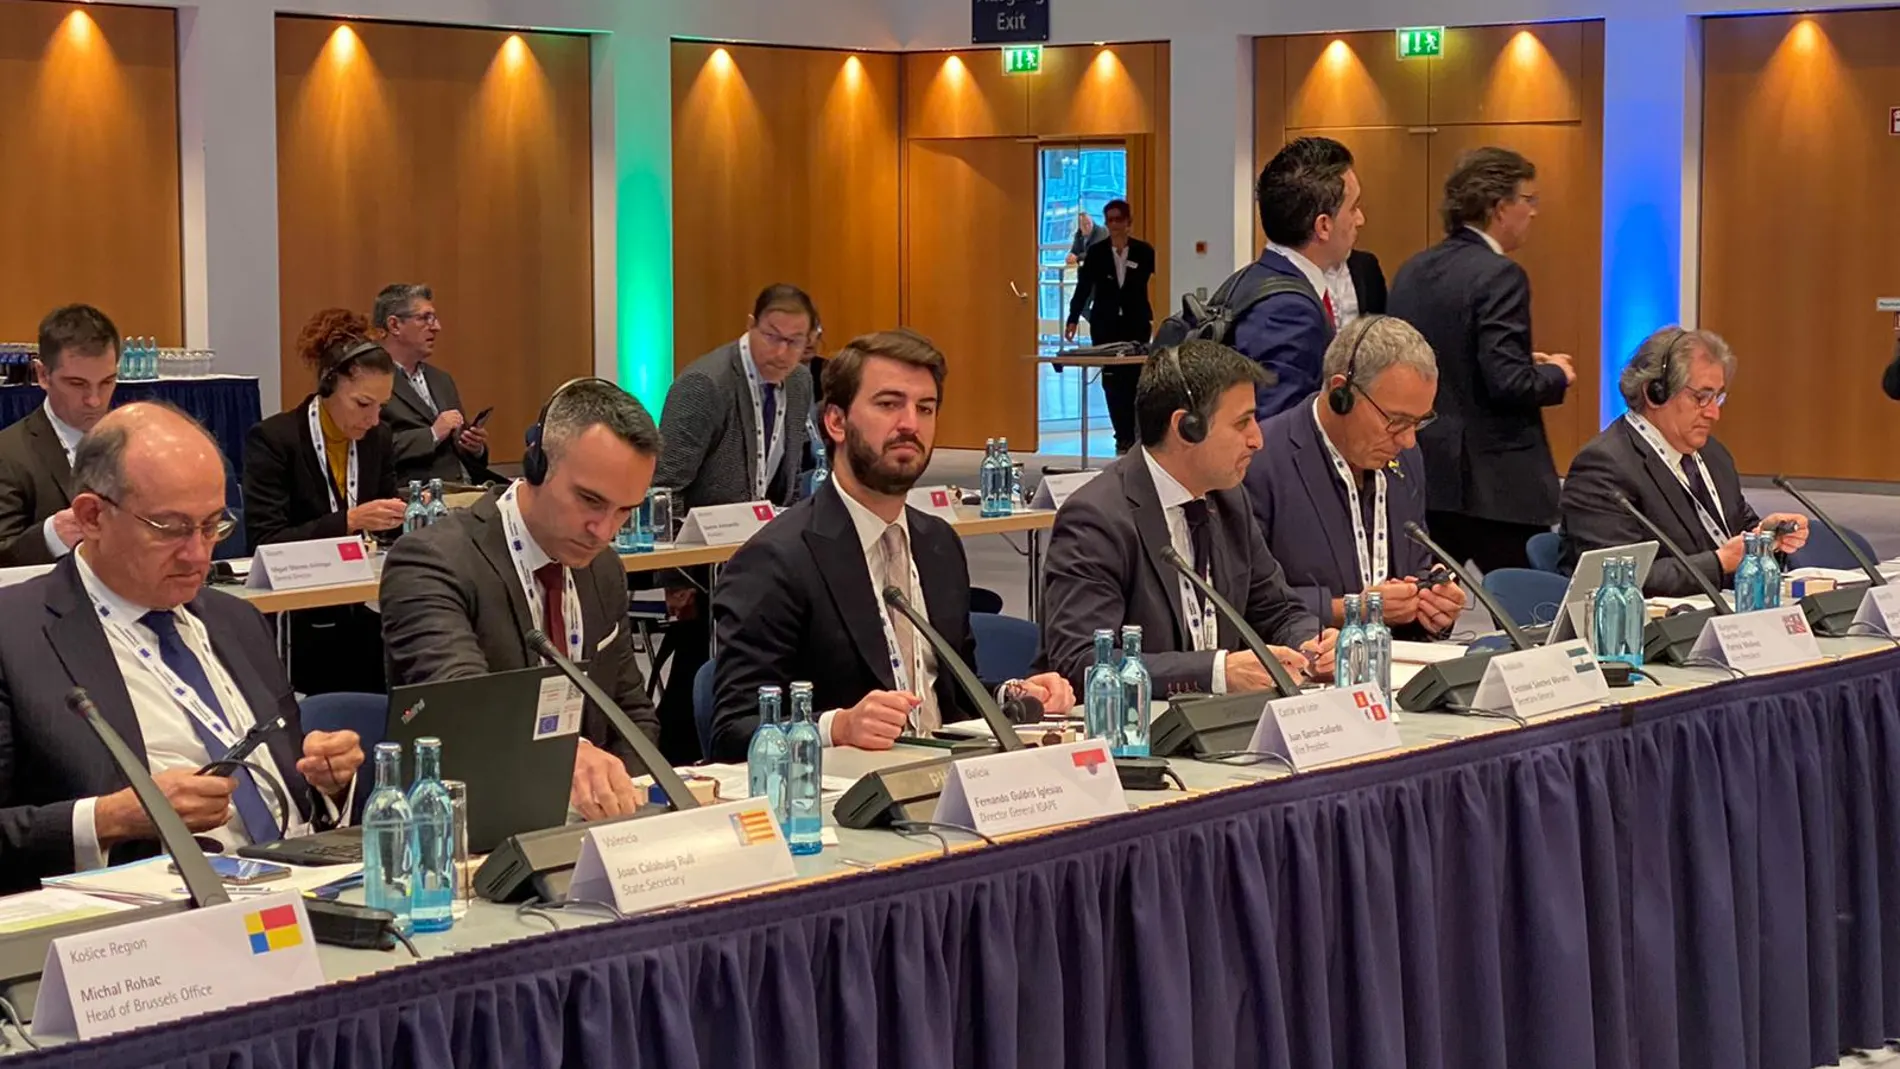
[1327,313,1388,416]
[521,377,618,485]
[1163,346,1208,444]
[1644,327,1689,407]
[316,339,386,398]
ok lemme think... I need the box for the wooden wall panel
[1027,43,1159,137]
[0,1,181,346]
[1701,12,1900,480]
[1283,31,1430,129]
[671,43,900,368]
[1430,22,1587,125]
[276,18,592,460]
[904,51,1030,139]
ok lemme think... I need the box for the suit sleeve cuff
[819,709,839,748]
[43,515,72,558]
[72,798,105,872]
[1210,651,1228,695]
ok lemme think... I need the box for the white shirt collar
[1465,225,1505,256]
[1265,243,1332,303]
[42,400,84,457]
[74,545,162,621]
[1625,412,1691,468]
[1140,447,1198,512]
[834,481,905,555]
[506,480,557,573]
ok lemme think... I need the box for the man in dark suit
[1042,340,1334,697]
[1064,199,1156,453]
[1388,147,1574,572]
[1330,249,1387,325]
[708,330,1073,762]
[381,379,663,820]
[374,283,490,485]
[1233,137,1362,421]
[1245,315,1467,638]
[1559,327,1809,597]
[0,404,361,891]
[0,304,120,567]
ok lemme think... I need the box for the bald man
[0,402,363,891]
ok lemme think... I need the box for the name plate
[244,537,373,591]
[1471,642,1610,719]
[935,739,1127,837]
[905,485,962,522]
[1031,470,1100,511]
[567,798,796,914]
[674,502,777,546]
[32,891,322,1040]
[1690,606,1823,671]
[1853,586,1900,637]
[1248,683,1402,770]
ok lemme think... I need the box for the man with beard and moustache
[706,329,1075,762]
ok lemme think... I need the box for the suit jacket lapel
[1623,421,1717,552]
[728,345,760,499]
[27,409,74,503]
[45,558,147,760]
[805,486,896,688]
[1289,412,1360,586]
[1123,458,1190,648]
[294,397,348,507]
[391,368,434,420]
[469,496,539,654]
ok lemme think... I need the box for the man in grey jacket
[374,283,491,485]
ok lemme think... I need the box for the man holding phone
[374,283,491,485]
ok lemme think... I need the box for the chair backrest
[1480,568,1571,629]
[693,658,718,757]
[969,586,1005,615]
[969,613,1040,684]
[299,692,387,823]
[1787,521,1880,573]
[1525,531,1563,574]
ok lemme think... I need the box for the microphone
[1771,476,1886,635]
[1157,545,1302,699]
[1611,493,1729,664]
[526,630,698,810]
[1384,522,1521,713]
[880,586,1025,752]
[1771,476,1885,586]
[1612,493,1733,611]
[1402,522,1531,651]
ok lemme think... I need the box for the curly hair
[293,308,394,395]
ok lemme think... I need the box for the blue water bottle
[1593,558,1625,661]
[1618,557,1646,666]
[1083,628,1123,743]
[407,737,454,933]
[1363,590,1392,698]
[402,480,424,534]
[362,742,414,933]
[1758,535,1783,609]
[784,681,823,855]
[1734,533,1763,612]
[747,686,791,832]
[1115,625,1152,757]
[1337,594,1367,688]
[426,478,449,525]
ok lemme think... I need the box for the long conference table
[15,631,1900,1067]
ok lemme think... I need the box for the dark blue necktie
[139,610,282,844]
[762,383,779,455]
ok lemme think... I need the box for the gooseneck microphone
[1402,522,1532,651]
[1158,545,1302,698]
[1771,476,1886,587]
[881,586,1024,752]
[527,630,699,810]
[1770,476,1886,635]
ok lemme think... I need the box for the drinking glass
[443,779,471,919]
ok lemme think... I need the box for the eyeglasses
[96,493,236,544]
[398,312,441,327]
[1684,387,1727,409]
[757,328,810,352]
[1353,384,1437,434]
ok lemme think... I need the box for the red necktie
[1322,291,1337,329]
[535,562,567,653]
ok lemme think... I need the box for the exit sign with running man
[1397,27,1445,58]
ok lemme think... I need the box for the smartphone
[472,406,494,428]
[1768,519,1800,536]
[169,855,291,885]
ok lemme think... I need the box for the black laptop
[241,666,581,866]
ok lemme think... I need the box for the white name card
[1690,606,1823,671]
[567,798,796,914]
[1854,586,1900,637]
[1031,470,1101,511]
[32,891,322,1040]
[244,537,373,591]
[674,502,777,546]
[905,485,962,522]
[1247,683,1402,771]
[1877,297,1900,312]
[1471,641,1611,720]
[935,739,1127,837]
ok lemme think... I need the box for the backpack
[1152,264,1323,349]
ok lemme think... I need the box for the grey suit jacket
[381,362,488,485]
[1040,451,1321,696]
[654,342,813,512]
[0,407,74,567]
[378,490,660,772]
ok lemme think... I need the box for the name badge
[567,799,796,914]
[1031,470,1101,511]
[1853,586,1900,637]
[32,891,323,1040]
[1690,607,1824,671]
[674,503,777,546]
[244,537,374,591]
[1247,683,1402,771]
[934,739,1127,837]
[905,486,961,522]
[1470,642,1611,720]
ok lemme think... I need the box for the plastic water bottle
[1734,532,1763,612]
[997,438,1016,515]
[1592,558,1625,661]
[1083,628,1123,743]
[362,742,414,934]
[1115,625,1151,757]
[1759,535,1783,609]
[784,681,822,855]
[1363,591,1392,698]
[403,480,425,534]
[139,337,155,380]
[1337,594,1367,688]
[1618,556,1647,667]
[979,439,1000,517]
[407,737,454,933]
[426,477,449,525]
[747,686,790,832]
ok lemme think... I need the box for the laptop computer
[241,665,581,866]
[1545,541,1660,644]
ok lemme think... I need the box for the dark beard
[843,422,930,496]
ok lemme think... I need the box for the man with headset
[1245,315,1467,638]
[1558,326,1809,597]
[1041,339,1336,697]
[380,379,665,820]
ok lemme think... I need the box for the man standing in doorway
[1064,199,1156,455]
[374,283,490,485]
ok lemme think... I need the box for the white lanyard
[872,522,929,699]
[1313,401,1389,591]
[1624,414,1729,547]
[306,399,359,514]
[89,594,243,752]
[738,335,787,500]
[498,481,584,662]
[1174,511,1220,653]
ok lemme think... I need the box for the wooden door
[903,138,1039,450]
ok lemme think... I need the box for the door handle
[1009,281,1028,301]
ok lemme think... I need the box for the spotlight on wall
[709,46,734,75]
[501,33,527,70]
[843,53,864,88]
[1789,18,1821,52]
[326,24,360,64]
[1323,38,1352,69]
[61,9,97,45]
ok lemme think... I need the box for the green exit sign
[1002,45,1042,75]
[1397,26,1445,58]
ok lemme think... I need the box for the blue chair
[1525,531,1563,574]
[693,658,718,757]
[970,613,1039,683]
[1787,521,1880,573]
[300,692,387,822]
[1481,568,1571,629]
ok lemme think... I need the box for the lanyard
[306,399,359,515]
[1624,414,1729,547]
[872,522,930,703]
[1312,400,1389,591]
[1173,511,1220,653]
[738,335,787,500]
[497,481,584,662]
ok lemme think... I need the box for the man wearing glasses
[0,403,362,889]
[374,283,489,485]
[1558,327,1809,597]
[1246,315,1467,638]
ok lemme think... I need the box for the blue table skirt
[0,378,262,477]
[26,651,1900,1069]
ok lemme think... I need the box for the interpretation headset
[1644,327,1689,408]
[1162,345,1208,444]
[521,376,619,485]
[316,339,387,398]
[1326,313,1389,416]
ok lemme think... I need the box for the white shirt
[1266,243,1332,315]
[1625,412,1728,535]
[1322,262,1361,328]
[69,551,309,870]
[819,486,940,746]
[40,402,84,558]
[1140,449,1228,693]
[1466,225,1505,256]
[1112,243,1131,286]
[406,364,439,422]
